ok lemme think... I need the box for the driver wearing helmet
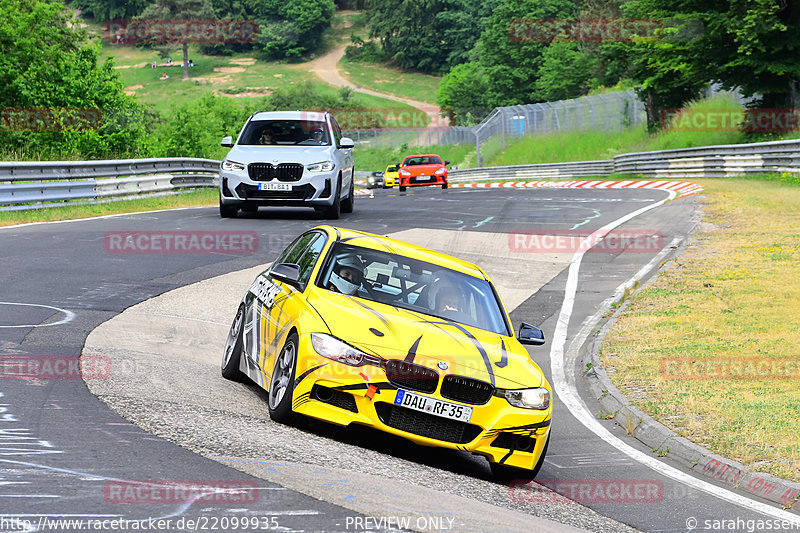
[327,254,364,295]
[429,274,468,319]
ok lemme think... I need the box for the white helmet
[329,254,364,295]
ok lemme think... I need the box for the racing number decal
[251,276,282,308]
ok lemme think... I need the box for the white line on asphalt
[0,302,76,328]
[0,206,208,230]
[549,190,798,520]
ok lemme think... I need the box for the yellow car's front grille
[375,402,482,444]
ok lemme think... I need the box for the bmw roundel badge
[437,361,449,370]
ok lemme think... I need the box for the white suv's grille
[248,163,304,182]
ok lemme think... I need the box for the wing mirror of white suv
[339,137,355,149]
[221,136,234,148]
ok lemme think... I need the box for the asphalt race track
[2,186,799,532]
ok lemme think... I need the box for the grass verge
[339,58,441,105]
[602,176,800,482]
[0,189,217,227]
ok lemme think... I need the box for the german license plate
[415,176,433,182]
[258,183,292,191]
[394,389,472,422]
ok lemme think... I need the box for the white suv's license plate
[394,389,472,422]
[258,183,292,191]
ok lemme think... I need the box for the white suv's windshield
[239,120,331,146]
[318,243,510,335]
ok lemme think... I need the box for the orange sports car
[398,154,449,192]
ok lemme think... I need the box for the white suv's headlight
[501,388,550,410]
[307,161,335,172]
[222,160,245,172]
[310,333,382,367]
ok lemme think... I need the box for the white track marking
[549,190,799,519]
[0,206,208,230]
[0,302,75,328]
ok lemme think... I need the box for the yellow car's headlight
[500,388,550,410]
[311,333,381,367]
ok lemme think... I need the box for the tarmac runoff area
[83,229,637,533]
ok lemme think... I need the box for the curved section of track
[3,186,798,532]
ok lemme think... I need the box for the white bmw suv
[218,111,355,219]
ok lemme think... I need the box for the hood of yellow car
[307,289,545,390]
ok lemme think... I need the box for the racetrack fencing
[3,138,800,210]
[345,91,646,166]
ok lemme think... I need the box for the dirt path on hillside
[305,43,448,130]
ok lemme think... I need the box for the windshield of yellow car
[317,243,510,335]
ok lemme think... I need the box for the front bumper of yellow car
[290,336,552,471]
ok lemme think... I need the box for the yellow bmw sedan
[222,225,551,479]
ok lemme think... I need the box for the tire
[219,198,239,218]
[341,177,354,214]
[267,332,299,424]
[221,304,247,382]
[441,181,448,189]
[323,177,341,220]
[490,433,549,485]
[399,185,407,192]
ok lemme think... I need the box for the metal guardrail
[449,160,614,182]
[2,138,799,210]
[613,138,800,178]
[0,158,219,210]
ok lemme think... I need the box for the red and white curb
[451,180,703,199]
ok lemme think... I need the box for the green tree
[618,0,800,129]
[367,0,500,74]
[72,0,154,21]
[474,0,576,107]
[436,62,490,124]
[0,0,146,158]
[137,0,215,80]
[534,43,600,101]
[248,0,335,60]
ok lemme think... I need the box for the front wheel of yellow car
[221,304,247,382]
[490,433,550,484]
[268,333,299,424]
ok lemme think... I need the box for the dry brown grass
[603,179,800,481]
